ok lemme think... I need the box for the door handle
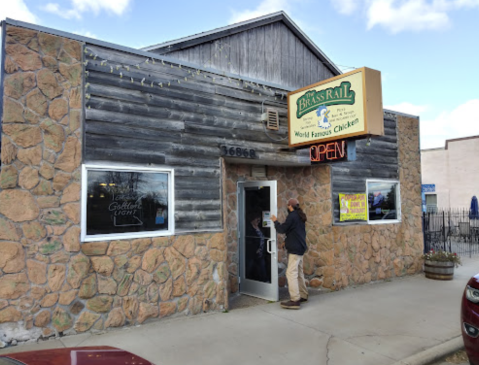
[266,239,276,254]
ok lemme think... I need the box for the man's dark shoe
[281,300,300,309]
[300,297,308,303]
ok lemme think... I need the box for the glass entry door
[238,181,278,301]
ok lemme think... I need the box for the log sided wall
[83,43,311,233]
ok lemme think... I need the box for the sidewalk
[1,257,477,365]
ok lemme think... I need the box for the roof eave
[1,17,293,92]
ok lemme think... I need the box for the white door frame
[237,180,278,302]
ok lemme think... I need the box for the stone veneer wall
[225,164,333,292]
[0,26,228,345]
[225,115,423,294]
[328,115,423,290]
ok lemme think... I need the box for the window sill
[333,220,402,226]
[368,219,402,225]
[333,221,368,226]
[82,230,174,242]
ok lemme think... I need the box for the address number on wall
[220,146,257,159]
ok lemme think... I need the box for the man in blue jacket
[271,198,308,310]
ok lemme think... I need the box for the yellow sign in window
[339,193,367,221]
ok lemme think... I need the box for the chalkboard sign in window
[81,165,174,242]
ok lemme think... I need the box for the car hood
[1,346,154,365]
[468,273,479,290]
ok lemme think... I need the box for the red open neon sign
[310,140,346,162]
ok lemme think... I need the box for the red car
[462,273,479,365]
[0,346,154,365]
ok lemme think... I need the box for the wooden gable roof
[143,11,341,90]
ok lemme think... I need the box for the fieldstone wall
[0,26,83,343]
[225,164,333,293]
[328,115,423,290]
[0,26,228,346]
[225,115,423,295]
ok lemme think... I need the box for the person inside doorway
[271,198,308,310]
[245,209,268,282]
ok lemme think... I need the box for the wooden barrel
[424,260,455,280]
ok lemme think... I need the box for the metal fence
[423,209,479,258]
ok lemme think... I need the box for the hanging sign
[339,193,367,221]
[288,67,384,148]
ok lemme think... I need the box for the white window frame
[366,179,401,224]
[81,164,175,242]
[425,193,438,213]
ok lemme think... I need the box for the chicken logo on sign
[316,106,331,130]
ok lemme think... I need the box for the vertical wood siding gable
[159,22,334,89]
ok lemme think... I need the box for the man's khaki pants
[286,253,308,302]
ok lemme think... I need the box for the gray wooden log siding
[84,44,312,233]
[156,23,335,90]
[331,112,400,224]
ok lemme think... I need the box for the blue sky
[1,0,478,149]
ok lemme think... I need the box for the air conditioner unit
[261,108,279,131]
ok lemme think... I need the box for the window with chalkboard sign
[81,165,174,242]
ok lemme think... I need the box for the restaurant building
[0,12,423,343]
